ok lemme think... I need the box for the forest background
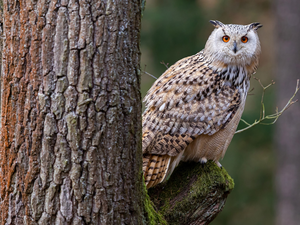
[140,0,299,225]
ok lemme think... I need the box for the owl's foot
[215,161,222,168]
[199,157,207,167]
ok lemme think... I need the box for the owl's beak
[233,41,238,53]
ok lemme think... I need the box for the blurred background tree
[141,0,299,224]
[275,1,300,225]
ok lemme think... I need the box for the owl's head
[204,20,262,69]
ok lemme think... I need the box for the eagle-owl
[142,20,262,189]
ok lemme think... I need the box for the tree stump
[147,161,234,225]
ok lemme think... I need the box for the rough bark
[0,0,145,224]
[0,0,3,128]
[148,161,234,225]
[274,1,300,225]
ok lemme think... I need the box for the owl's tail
[143,154,171,189]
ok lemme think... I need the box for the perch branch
[148,161,234,225]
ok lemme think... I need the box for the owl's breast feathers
[142,51,252,188]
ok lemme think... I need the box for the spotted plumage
[143,20,262,189]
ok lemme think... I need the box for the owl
[142,20,262,189]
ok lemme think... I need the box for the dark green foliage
[141,0,207,76]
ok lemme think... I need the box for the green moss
[143,179,168,225]
[148,161,234,224]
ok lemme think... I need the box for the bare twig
[142,64,158,80]
[143,70,158,80]
[236,79,299,134]
[160,61,169,68]
[142,60,169,79]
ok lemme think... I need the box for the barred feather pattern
[142,44,259,188]
[142,21,262,189]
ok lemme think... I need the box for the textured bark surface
[0,0,145,224]
[148,161,234,225]
[0,1,3,127]
[275,1,300,225]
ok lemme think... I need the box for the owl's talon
[216,161,222,168]
[199,157,207,167]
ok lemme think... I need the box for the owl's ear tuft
[249,22,263,31]
[210,20,225,28]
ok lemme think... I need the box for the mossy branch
[147,161,234,225]
[235,78,300,134]
[143,179,168,225]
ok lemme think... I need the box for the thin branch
[160,61,169,68]
[142,64,158,80]
[143,70,158,80]
[236,79,299,134]
[142,61,169,80]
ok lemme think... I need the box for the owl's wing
[142,52,241,156]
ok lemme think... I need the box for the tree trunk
[0,0,146,224]
[0,1,3,128]
[275,1,300,225]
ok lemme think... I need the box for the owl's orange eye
[241,36,248,43]
[222,35,230,42]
